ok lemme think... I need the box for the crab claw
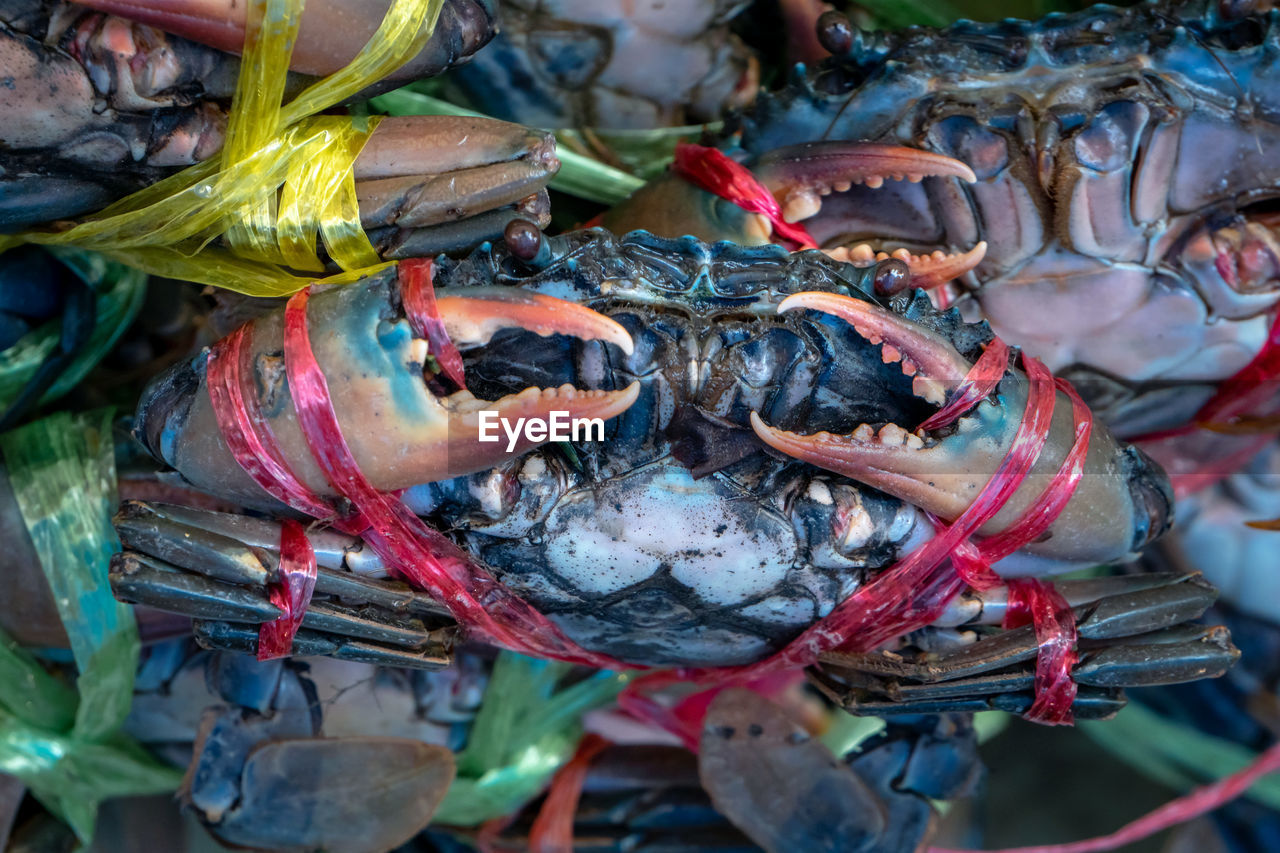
[182,705,456,852]
[356,116,561,256]
[0,2,516,239]
[604,141,984,289]
[751,142,985,287]
[824,241,989,293]
[72,0,495,79]
[136,264,637,509]
[750,291,1173,570]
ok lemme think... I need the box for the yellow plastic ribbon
[0,0,445,296]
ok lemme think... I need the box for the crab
[1,0,560,258]
[107,228,1235,721]
[602,0,1280,487]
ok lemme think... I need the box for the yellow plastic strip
[0,0,441,295]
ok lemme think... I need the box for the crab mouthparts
[752,291,989,511]
[754,142,987,290]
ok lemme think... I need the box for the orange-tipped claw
[139,267,640,506]
[441,382,641,474]
[777,291,970,404]
[435,288,635,356]
[751,141,977,224]
[408,286,638,480]
[825,242,989,292]
[753,290,1172,567]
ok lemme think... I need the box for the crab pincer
[605,141,987,291]
[2,0,557,253]
[136,262,638,509]
[750,290,1174,571]
[70,0,495,81]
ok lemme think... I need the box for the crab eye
[872,258,910,296]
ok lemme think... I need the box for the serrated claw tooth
[777,291,971,388]
[905,242,988,290]
[879,423,907,446]
[783,191,823,223]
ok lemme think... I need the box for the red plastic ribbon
[400,257,467,390]
[672,143,818,251]
[280,286,623,668]
[1195,309,1280,430]
[931,740,1280,853]
[1134,310,1280,495]
[206,325,334,519]
[257,519,319,660]
[527,734,611,852]
[918,337,1009,433]
[940,356,1091,724]
[208,269,622,668]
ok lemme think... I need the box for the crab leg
[811,574,1238,719]
[110,502,456,667]
[750,290,1173,568]
[136,264,638,508]
[348,116,560,254]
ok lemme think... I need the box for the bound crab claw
[72,0,495,80]
[750,289,1175,572]
[2,0,555,254]
[603,141,987,291]
[135,261,639,509]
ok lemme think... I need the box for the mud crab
[605,0,1280,460]
[110,229,1236,721]
[0,0,563,258]
[441,0,760,130]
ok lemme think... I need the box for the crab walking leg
[751,291,1174,568]
[812,573,1239,719]
[137,265,638,509]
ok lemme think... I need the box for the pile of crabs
[2,0,1279,850]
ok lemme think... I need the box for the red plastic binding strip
[281,287,625,669]
[734,351,1064,678]
[206,326,335,519]
[624,346,1085,699]
[400,258,467,390]
[672,144,819,251]
[930,740,1280,853]
[1195,309,1280,430]
[936,360,1091,724]
[918,338,1010,433]
[979,377,1092,564]
[257,519,319,660]
[528,734,611,853]
[1007,578,1078,725]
